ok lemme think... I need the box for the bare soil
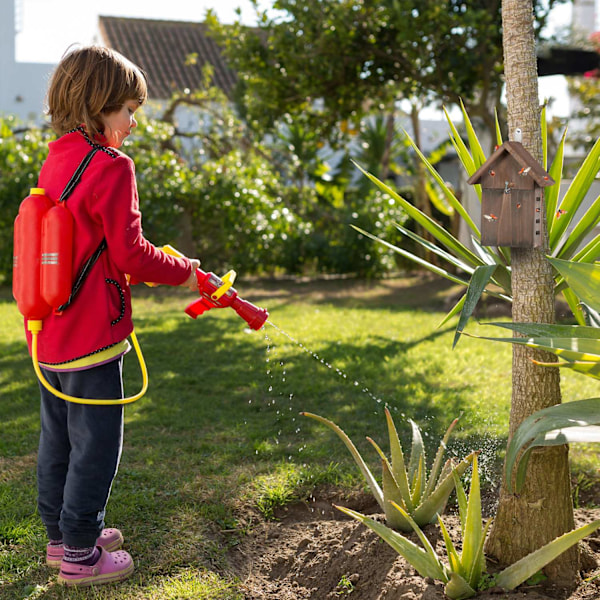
[228,487,600,600]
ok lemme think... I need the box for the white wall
[0,0,54,124]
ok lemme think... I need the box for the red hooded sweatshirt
[25,130,193,364]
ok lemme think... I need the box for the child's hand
[182,259,201,290]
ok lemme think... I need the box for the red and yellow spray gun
[161,245,269,331]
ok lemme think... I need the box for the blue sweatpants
[37,358,124,548]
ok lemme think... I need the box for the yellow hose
[28,319,148,405]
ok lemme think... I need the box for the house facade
[0,0,54,123]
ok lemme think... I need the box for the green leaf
[494,107,503,148]
[402,131,479,234]
[334,505,448,582]
[504,398,600,492]
[549,136,600,251]
[407,419,425,483]
[384,408,413,511]
[545,127,566,230]
[438,294,466,329]
[548,257,600,314]
[459,98,486,171]
[461,454,482,582]
[453,265,497,348]
[495,520,600,591]
[444,572,477,600]
[425,417,459,497]
[300,412,384,509]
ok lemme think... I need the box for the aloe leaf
[453,265,497,348]
[467,518,493,590]
[495,520,600,591]
[413,452,476,524]
[407,419,425,482]
[549,257,600,314]
[549,136,600,251]
[384,408,413,512]
[425,418,459,497]
[545,127,566,230]
[410,454,425,508]
[444,572,477,600]
[335,504,448,582]
[380,457,413,531]
[390,501,442,569]
[300,412,384,509]
[461,454,482,576]
[453,470,468,535]
[402,130,479,234]
[504,398,600,492]
[438,515,463,576]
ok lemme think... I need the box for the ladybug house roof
[466,140,555,188]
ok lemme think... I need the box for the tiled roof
[99,16,237,100]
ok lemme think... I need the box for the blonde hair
[47,45,148,138]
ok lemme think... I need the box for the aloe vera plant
[352,103,600,343]
[300,408,475,531]
[336,454,600,599]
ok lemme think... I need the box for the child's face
[101,99,140,148]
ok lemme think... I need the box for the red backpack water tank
[13,188,54,320]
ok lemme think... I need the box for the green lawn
[1,274,598,599]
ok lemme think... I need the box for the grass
[1,273,598,599]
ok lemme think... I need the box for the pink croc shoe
[57,547,134,587]
[46,528,124,568]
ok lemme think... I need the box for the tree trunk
[484,0,579,587]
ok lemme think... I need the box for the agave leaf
[495,520,600,591]
[402,130,479,234]
[444,106,477,181]
[438,294,466,329]
[426,178,454,217]
[352,162,483,263]
[444,572,477,600]
[549,257,600,314]
[570,231,600,265]
[413,452,476,525]
[561,287,587,326]
[459,98,486,171]
[557,192,600,261]
[504,398,600,492]
[425,418,459,497]
[453,265,497,348]
[531,360,600,380]
[335,504,448,582]
[300,412,384,510]
[384,408,413,512]
[488,321,600,340]
[350,225,472,288]
[494,107,503,148]
[545,127,566,231]
[549,136,600,251]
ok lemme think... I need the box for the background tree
[484,0,579,586]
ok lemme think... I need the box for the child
[28,45,200,587]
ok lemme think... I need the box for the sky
[14,0,581,120]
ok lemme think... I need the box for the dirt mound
[228,490,600,600]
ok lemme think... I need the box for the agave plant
[337,454,600,600]
[475,256,600,492]
[300,408,476,531]
[352,102,600,344]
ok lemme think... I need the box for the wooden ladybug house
[467,141,555,248]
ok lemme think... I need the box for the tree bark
[484,0,579,587]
